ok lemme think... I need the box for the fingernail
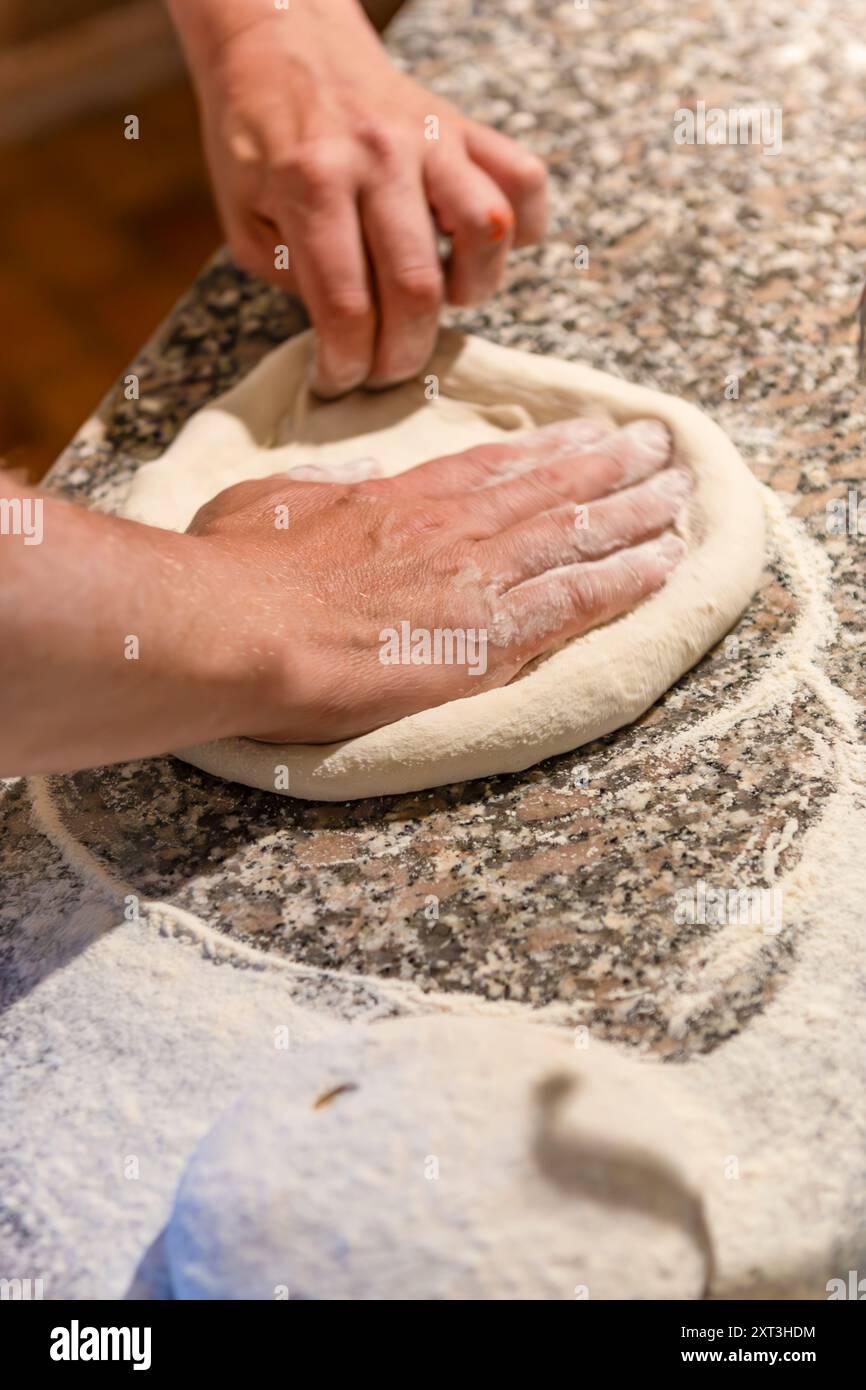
[527,418,610,457]
[625,418,671,459]
[553,418,609,444]
[308,359,366,400]
[364,372,418,392]
[653,468,692,502]
[657,532,687,564]
[366,353,433,392]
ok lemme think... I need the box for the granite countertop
[5,0,865,1056]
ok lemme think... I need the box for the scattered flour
[1,456,863,1300]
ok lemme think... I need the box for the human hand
[186,418,689,743]
[170,0,547,395]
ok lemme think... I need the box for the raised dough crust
[121,330,765,800]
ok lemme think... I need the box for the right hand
[187,417,689,743]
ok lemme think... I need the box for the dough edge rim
[127,329,766,800]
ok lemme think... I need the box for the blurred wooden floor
[0,77,221,482]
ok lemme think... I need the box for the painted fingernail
[487,207,516,243]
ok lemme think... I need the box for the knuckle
[403,503,453,539]
[570,568,608,617]
[529,462,572,504]
[276,139,347,196]
[357,120,403,163]
[317,285,373,325]
[352,477,390,500]
[381,501,452,544]
[391,264,443,311]
[186,481,259,534]
[434,536,480,585]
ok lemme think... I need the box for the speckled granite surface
[5,0,865,1057]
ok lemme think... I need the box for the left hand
[170,0,548,395]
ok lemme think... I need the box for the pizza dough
[165,1016,715,1300]
[121,330,765,800]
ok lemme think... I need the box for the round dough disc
[121,331,764,800]
[165,1016,712,1300]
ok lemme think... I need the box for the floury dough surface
[5,0,866,1303]
[166,1017,715,1300]
[121,330,765,800]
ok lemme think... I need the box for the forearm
[0,474,276,776]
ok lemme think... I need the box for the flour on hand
[121,331,765,800]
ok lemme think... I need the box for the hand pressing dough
[165,1016,714,1300]
[121,330,765,800]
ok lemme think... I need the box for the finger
[462,122,548,246]
[480,467,691,585]
[425,139,515,305]
[226,206,288,285]
[494,532,686,659]
[359,157,444,388]
[276,192,377,397]
[373,418,611,502]
[456,418,672,535]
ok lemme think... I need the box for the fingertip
[307,358,368,400]
[655,531,688,567]
[651,467,693,505]
[621,418,672,460]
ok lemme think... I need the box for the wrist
[160,531,290,743]
[166,0,377,70]
[0,486,289,774]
